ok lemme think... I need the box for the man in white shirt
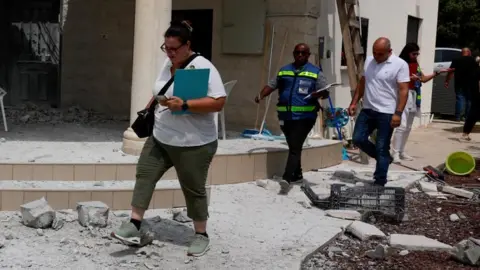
[348,37,410,186]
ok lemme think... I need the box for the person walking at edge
[255,43,328,194]
[445,48,477,122]
[458,55,480,141]
[391,43,449,163]
[111,21,226,257]
[349,37,410,186]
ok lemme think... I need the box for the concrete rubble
[77,201,110,227]
[346,221,386,241]
[5,103,127,125]
[449,213,460,222]
[20,197,56,229]
[418,181,438,193]
[172,208,192,223]
[324,210,361,221]
[365,244,394,260]
[389,234,453,251]
[440,186,474,199]
[451,238,480,266]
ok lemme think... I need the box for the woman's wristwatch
[181,100,189,111]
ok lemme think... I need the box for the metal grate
[302,183,405,222]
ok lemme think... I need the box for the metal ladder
[336,0,370,164]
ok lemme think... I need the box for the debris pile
[5,103,128,125]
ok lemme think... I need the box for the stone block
[20,197,55,229]
[365,244,394,260]
[325,210,361,220]
[418,181,438,193]
[347,221,386,241]
[77,201,110,227]
[389,234,453,251]
[441,186,474,199]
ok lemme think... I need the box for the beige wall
[318,0,439,138]
[60,0,135,116]
[173,0,320,134]
[60,0,319,134]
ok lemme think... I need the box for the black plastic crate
[302,183,405,222]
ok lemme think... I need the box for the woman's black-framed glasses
[161,43,185,53]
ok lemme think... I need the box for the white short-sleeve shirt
[152,55,226,147]
[362,55,410,114]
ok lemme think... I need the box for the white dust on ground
[0,125,338,163]
[0,181,351,270]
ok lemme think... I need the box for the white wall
[318,0,439,137]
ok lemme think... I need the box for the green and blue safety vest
[276,62,321,120]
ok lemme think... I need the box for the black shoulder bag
[131,54,199,138]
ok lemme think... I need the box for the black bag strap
[156,53,199,97]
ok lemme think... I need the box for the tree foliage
[437,0,480,51]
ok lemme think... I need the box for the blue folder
[172,69,210,115]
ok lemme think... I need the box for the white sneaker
[392,152,401,164]
[400,153,414,161]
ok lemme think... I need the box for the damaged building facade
[0,0,439,154]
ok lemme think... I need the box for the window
[341,17,369,66]
[406,16,421,44]
[434,49,462,63]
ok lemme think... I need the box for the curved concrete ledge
[0,141,343,182]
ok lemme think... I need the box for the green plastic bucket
[445,151,476,176]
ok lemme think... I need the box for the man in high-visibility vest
[255,43,328,193]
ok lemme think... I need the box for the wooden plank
[336,0,369,164]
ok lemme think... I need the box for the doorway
[0,0,61,107]
[172,9,213,61]
[406,15,421,44]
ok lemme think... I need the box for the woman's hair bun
[170,20,193,32]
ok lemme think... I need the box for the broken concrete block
[399,250,409,256]
[409,188,420,193]
[458,212,467,219]
[389,234,453,251]
[76,201,109,228]
[52,216,65,231]
[255,179,268,188]
[451,238,480,265]
[347,221,386,241]
[418,181,438,193]
[325,210,361,220]
[441,186,474,199]
[465,245,480,265]
[333,170,356,181]
[365,244,393,260]
[450,214,460,222]
[20,197,55,229]
[172,209,192,223]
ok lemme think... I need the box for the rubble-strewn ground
[302,178,480,269]
[0,181,352,270]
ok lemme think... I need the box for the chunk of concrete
[365,244,393,260]
[333,170,356,180]
[441,186,474,199]
[172,209,192,223]
[418,181,438,193]
[450,214,460,222]
[389,234,453,251]
[465,245,480,265]
[325,210,361,221]
[20,197,55,229]
[347,221,386,241]
[76,201,109,228]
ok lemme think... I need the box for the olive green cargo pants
[131,136,217,221]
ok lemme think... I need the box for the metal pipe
[258,24,275,135]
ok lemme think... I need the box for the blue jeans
[352,109,394,185]
[455,91,471,120]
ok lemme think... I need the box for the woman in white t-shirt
[112,21,226,257]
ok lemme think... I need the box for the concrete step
[0,180,210,211]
